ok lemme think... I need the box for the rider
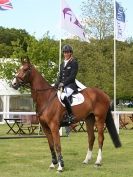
[55,44,78,124]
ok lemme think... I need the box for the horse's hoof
[49,163,55,169]
[94,163,102,168]
[82,160,88,164]
[57,168,63,173]
[56,170,63,174]
[57,165,63,172]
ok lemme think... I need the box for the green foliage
[1,27,133,99]
[81,0,113,40]
[116,41,133,99]
[26,34,59,83]
[0,26,30,58]
[0,58,20,80]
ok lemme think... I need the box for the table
[4,118,40,135]
[77,121,86,132]
[4,118,25,135]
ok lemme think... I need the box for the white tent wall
[0,79,33,124]
[3,95,9,120]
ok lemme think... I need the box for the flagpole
[114,0,116,112]
[59,39,61,72]
[59,0,62,72]
[114,0,119,133]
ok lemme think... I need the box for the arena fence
[0,111,133,135]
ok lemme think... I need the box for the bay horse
[12,58,121,172]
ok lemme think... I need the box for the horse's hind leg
[95,115,105,166]
[41,123,58,169]
[83,114,95,164]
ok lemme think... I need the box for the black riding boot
[63,96,75,124]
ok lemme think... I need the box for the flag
[61,0,85,40]
[115,1,126,42]
[0,0,13,11]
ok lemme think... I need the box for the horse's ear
[21,57,24,64]
[21,56,30,64]
[24,56,30,64]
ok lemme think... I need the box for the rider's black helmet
[62,45,73,53]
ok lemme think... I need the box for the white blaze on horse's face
[12,77,17,86]
[11,65,27,89]
[11,66,23,87]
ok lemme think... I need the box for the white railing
[112,111,133,134]
[0,111,133,134]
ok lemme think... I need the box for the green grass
[116,107,133,111]
[0,125,132,177]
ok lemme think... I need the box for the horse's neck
[30,68,50,90]
[27,67,57,115]
[30,68,52,104]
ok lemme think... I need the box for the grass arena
[0,124,132,177]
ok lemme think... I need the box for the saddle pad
[75,79,87,91]
[57,91,84,107]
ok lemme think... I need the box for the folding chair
[20,115,39,135]
[119,115,128,129]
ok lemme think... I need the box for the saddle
[57,92,84,106]
[57,79,87,107]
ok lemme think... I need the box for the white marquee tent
[0,79,21,123]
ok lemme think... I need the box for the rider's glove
[58,82,64,89]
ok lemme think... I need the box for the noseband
[15,65,32,87]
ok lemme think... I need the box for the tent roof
[0,79,21,96]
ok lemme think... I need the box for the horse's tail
[105,107,122,148]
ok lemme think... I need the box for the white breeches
[60,87,74,100]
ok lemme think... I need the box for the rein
[20,81,58,116]
[17,79,55,92]
[20,82,58,116]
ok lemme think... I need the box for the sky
[118,0,133,38]
[0,0,132,40]
[0,0,83,40]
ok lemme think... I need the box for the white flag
[61,0,85,40]
[115,1,126,42]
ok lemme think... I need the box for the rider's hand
[58,82,64,89]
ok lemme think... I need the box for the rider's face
[63,52,72,60]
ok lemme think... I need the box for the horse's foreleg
[51,125,64,172]
[41,123,58,169]
[83,115,95,164]
[95,118,105,166]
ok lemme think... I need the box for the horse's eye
[23,68,28,72]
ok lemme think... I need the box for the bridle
[15,65,32,88]
[15,64,55,92]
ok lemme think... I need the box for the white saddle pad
[57,91,84,106]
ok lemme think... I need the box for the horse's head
[12,58,32,90]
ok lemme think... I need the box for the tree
[0,27,30,58]
[81,0,113,40]
[116,41,133,99]
[12,33,59,83]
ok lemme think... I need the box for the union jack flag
[0,0,13,10]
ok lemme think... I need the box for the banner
[61,0,85,40]
[115,1,126,42]
[0,0,13,10]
